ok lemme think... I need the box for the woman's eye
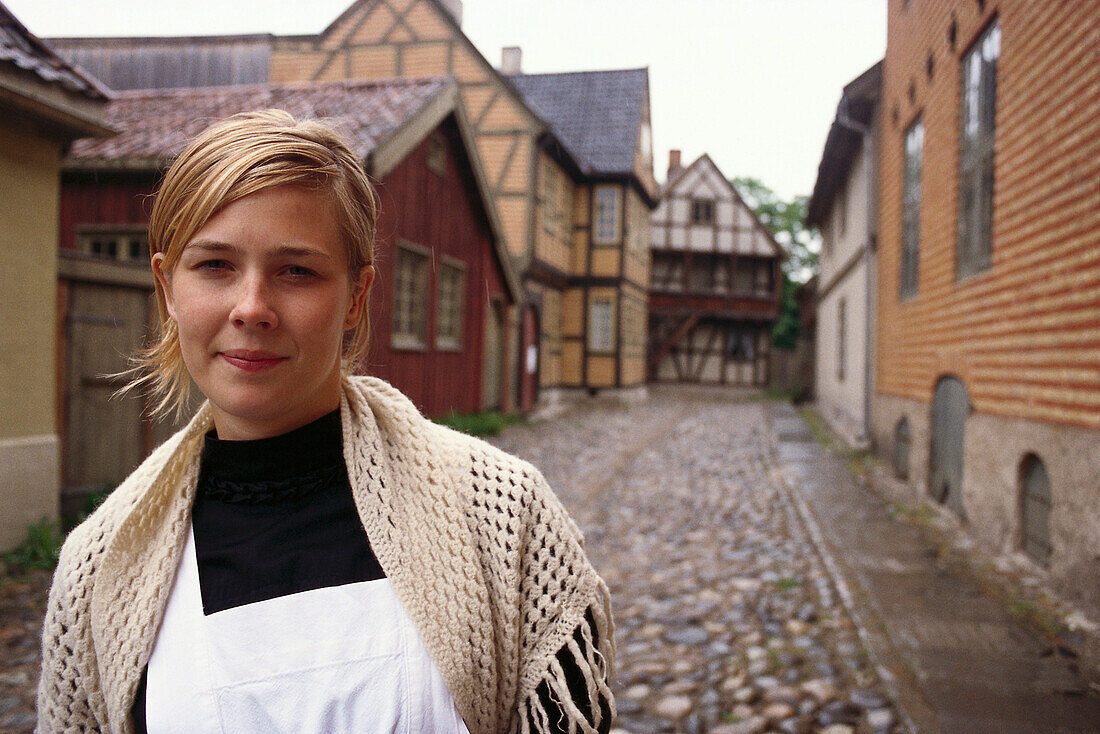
[286,265,318,278]
[197,259,229,271]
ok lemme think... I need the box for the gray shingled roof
[0,1,109,100]
[509,68,648,175]
[69,77,447,164]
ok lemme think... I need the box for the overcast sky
[9,0,885,200]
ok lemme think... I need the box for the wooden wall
[877,0,1100,429]
[366,117,511,416]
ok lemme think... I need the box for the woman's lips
[220,350,287,372]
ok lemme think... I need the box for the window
[436,259,465,350]
[1019,453,1052,567]
[78,228,149,262]
[427,134,447,176]
[691,198,715,225]
[727,329,755,361]
[391,244,429,348]
[593,185,621,244]
[651,253,683,291]
[587,298,614,352]
[541,162,569,241]
[900,117,924,300]
[958,20,1000,278]
[754,259,773,295]
[837,297,847,382]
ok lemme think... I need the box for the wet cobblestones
[491,389,900,733]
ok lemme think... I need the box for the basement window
[78,228,149,262]
[1019,454,1052,567]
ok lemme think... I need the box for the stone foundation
[872,393,1100,614]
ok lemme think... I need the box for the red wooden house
[59,76,520,502]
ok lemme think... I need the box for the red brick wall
[877,0,1100,429]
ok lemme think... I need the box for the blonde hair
[128,109,379,417]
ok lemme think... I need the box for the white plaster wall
[816,257,871,446]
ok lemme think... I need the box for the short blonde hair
[130,109,379,417]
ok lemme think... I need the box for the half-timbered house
[648,153,784,385]
[875,0,1098,608]
[0,3,111,549]
[60,76,519,506]
[509,66,657,397]
[50,0,658,409]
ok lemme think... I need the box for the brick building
[874,0,1099,608]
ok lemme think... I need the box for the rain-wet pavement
[3,386,1098,733]
[492,388,904,733]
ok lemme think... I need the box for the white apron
[144,527,470,734]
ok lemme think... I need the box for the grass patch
[433,411,522,437]
[2,517,65,573]
[797,407,834,447]
[773,576,802,591]
[1008,598,1068,638]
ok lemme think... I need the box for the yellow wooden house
[53,0,658,409]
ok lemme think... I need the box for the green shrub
[3,517,65,572]
[433,411,522,437]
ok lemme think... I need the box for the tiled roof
[509,68,648,175]
[0,1,109,100]
[69,77,448,163]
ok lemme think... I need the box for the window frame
[592,184,622,245]
[390,240,432,351]
[956,19,1000,280]
[435,256,466,352]
[690,198,715,226]
[76,225,150,263]
[587,297,615,353]
[900,115,924,301]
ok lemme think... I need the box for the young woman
[37,110,614,734]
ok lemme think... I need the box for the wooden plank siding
[366,118,510,416]
[877,0,1100,430]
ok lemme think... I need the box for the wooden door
[481,299,504,411]
[929,376,969,519]
[519,304,539,413]
[63,282,151,494]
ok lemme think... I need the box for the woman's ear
[344,264,375,330]
[151,252,177,321]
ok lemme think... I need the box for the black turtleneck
[191,409,384,615]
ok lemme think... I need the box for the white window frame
[435,256,466,352]
[587,298,615,352]
[592,185,621,245]
[391,241,431,350]
[76,226,149,263]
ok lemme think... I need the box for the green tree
[731,177,819,349]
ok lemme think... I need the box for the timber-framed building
[648,152,784,385]
[51,0,657,411]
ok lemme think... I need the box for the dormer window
[691,199,715,225]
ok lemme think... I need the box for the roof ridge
[111,75,447,98]
[510,66,648,78]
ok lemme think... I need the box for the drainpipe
[835,109,875,449]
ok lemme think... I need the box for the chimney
[668,149,682,179]
[501,46,522,76]
[438,0,463,26]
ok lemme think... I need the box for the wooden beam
[647,310,702,375]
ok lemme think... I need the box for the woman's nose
[229,276,278,329]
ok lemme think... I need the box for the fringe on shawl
[514,583,616,734]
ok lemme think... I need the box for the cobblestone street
[491,387,900,734]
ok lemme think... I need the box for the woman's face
[153,185,372,440]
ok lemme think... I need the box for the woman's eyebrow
[182,241,332,260]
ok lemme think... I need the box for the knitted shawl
[37,376,614,734]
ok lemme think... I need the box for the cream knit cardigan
[37,376,614,734]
